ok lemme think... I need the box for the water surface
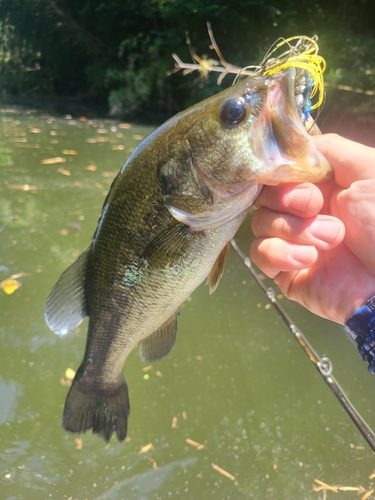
[1,107,374,500]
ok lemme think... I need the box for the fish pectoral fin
[44,246,90,336]
[206,241,230,294]
[142,222,199,268]
[139,310,179,362]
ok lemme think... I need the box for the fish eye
[220,98,248,128]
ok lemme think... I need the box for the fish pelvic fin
[139,311,179,363]
[63,368,130,443]
[44,247,90,336]
[206,241,230,294]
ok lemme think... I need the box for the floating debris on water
[57,168,71,176]
[74,438,83,450]
[42,157,66,164]
[65,368,76,380]
[0,272,28,294]
[62,150,78,155]
[211,463,236,481]
[186,438,205,450]
[138,443,154,454]
[1,278,21,294]
[148,457,158,469]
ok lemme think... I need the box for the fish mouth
[252,68,332,185]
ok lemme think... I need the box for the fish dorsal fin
[206,241,230,295]
[44,247,90,336]
[139,311,179,362]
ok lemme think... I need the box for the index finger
[312,134,375,188]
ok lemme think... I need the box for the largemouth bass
[45,69,331,442]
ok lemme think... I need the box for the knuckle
[271,213,293,235]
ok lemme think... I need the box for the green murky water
[0,107,374,500]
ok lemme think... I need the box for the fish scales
[45,69,332,442]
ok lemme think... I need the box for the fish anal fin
[44,247,90,336]
[139,311,179,363]
[206,241,230,294]
[63,367,130,443]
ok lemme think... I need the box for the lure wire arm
[231,239,375,454]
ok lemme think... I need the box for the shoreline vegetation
[1,0,375,126]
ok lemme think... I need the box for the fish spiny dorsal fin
[44,246,90,336]
[139,310,179,363]
[206,241,230,295]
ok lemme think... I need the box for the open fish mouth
[247,67,332,186]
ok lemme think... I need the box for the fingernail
[309,220,342,244]
[290,245,316,264]
[286,187,313,213]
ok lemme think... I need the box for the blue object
[344,296,375,373]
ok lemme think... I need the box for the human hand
[250,133,375,324]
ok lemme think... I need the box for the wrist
[344,295,375,373]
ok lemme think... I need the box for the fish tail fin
[63,369,130,443]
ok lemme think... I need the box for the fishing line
[231,239,375,454]
[0,216,12,233]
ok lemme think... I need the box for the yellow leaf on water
[62,149,78,155]
[65,368,76,380]
[1,279,21,295]
[42,157,66,164]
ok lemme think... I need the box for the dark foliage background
[1,0,375,119]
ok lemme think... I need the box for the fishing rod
[231,239,375,454]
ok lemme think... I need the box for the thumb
[312,134,375,188]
